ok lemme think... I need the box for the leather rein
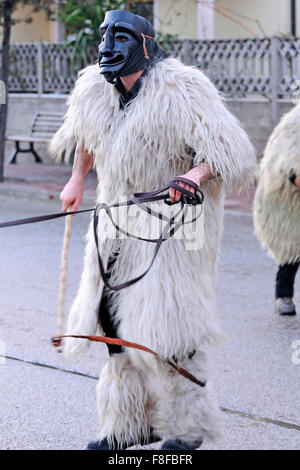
[0,177,204,291]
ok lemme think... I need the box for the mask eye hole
[115,35,128,42]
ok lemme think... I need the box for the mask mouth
[100,54,125,67]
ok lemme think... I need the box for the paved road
[0,192,299,450]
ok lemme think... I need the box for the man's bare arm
[60,143,94,212]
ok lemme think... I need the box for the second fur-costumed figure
[254,102,300,316]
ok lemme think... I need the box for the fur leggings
[94,252,221,449]
[95,350,221,449]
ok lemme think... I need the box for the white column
[153,0,159,31]
[53,0,65,42]
[197,0,215,39]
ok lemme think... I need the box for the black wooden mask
[98,10,167,84]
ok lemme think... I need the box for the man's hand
[169,163,215,203]
[60,173,84,212]
[60,143,94,212]
[289,171,300,189]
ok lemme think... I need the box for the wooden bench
[6,111,65,164]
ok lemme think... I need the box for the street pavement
[0,162,299,450]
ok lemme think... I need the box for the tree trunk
[0,1,14,183]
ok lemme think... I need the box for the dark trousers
[98,252,123,355]
[275,262,299,298]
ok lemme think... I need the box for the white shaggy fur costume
[52,58,256,447]
[254,102,300,265]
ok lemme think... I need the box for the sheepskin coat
[254,102,300,265]
[52,57,256,362]
[50,57,257,445]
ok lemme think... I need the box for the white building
[5,0,300,43]
[156,0,300,39]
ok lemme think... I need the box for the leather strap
[0,208,93,229]
[93,178,203,290]
[52,334,206,387]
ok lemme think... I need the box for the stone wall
[5,94,67,164]
[5,94,295,164]
[226,98,294,158]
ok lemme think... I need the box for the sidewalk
[1,161,255,212]
[1,161,97,205]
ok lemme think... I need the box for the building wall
[214,0,300,39]
[9,5,54,43]
[5,94,295,163]
[155,0,199,39]
[0,4,65,44]
[4,1,300,44]
[156,0,300,40]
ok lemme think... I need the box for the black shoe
[87,430,160,450]
[86,437,126,450]
[160,438,202,450]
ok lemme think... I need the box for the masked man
[254,102,300,316]
[50,10,256,450]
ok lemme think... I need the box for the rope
[141,33,154,59]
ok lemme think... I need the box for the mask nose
[100,24,115,56]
